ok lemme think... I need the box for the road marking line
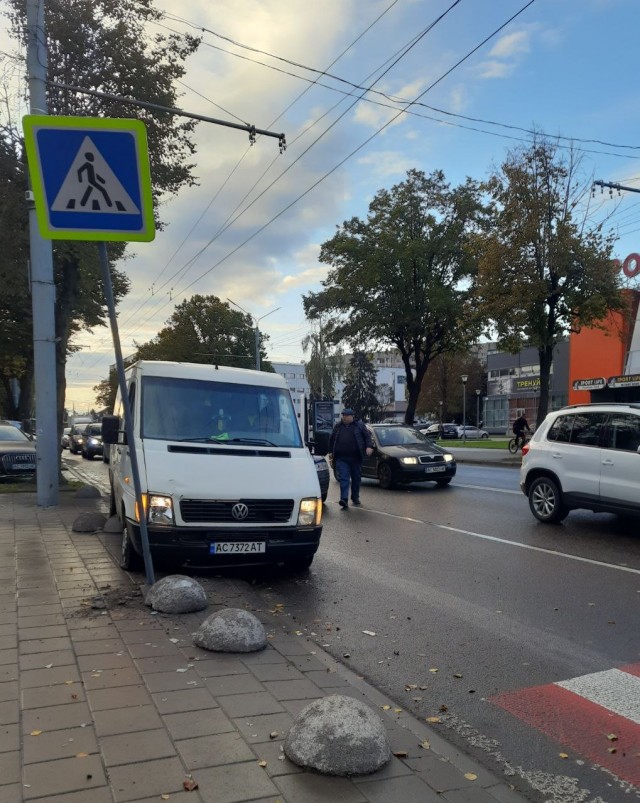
[359,508,640,576]
[557,668,640,724]
[491,666,640,787]
[454,482,520,495]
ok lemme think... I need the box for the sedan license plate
[424,465,445,473]
[210,542,266,555]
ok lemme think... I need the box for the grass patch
[437,438,510,449]
[0,475,86,494]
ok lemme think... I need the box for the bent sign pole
[23,114,156,585]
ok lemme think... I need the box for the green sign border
[23,115,155,242]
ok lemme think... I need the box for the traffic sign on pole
[23,115,154,242]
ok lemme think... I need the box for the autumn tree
[2,0,201,429]
[302,322,344,401]
[415,352,484,424]
[474,140,625,426]
[132,295,273,371]
[304,169,488,424]
[341,352,380,422]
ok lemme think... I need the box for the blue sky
[5,0,640,410]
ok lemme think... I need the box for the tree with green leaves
[341,351,380,422]
[304,169,488,424]
[1,0,201,428]
[132,295,273,371]
[473,139,625,426]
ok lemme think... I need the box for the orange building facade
[568,288,640,404]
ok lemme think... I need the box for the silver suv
[520,403,640,523]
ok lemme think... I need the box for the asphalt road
[65,452,640,803]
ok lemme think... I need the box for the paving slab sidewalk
[0,489,530,803]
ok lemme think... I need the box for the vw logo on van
[231,502,249,521]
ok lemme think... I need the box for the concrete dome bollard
[145,575,207,614]
[284,694,391,776]
[72,511,107,532]
[193,608,266,653]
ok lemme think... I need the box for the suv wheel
[528,476,568,523]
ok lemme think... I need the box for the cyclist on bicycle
[512,414,532,449]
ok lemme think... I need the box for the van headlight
[135,494,174,525]
[298,498,322,526]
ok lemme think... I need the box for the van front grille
[180,499,294,524]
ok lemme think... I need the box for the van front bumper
[126,521,322,569]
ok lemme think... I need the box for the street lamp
[461,375,468,444]
[227,299,281,370]
[475,389,481,428]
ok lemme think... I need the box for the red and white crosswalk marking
[491,663,640,786]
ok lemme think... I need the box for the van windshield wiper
[227,437,278,447]
[174,436,278,447]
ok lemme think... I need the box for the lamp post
[227,299,281,370]
[461,375,468,444]
[475,389,480,428]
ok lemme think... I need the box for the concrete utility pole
[227,299,280,370]
[26,0,59,505]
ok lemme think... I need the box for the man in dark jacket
[329,408,374,509]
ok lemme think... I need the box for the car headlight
[135,494,174,525]
[401,457,418,464]
[298,497,322,526]
[443,453,454,462]
[87,437,99,445]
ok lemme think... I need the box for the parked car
[423,423,459,439]
[456,425,489,439]
[0,423,36,480]
[313,455,330,502]
[68,424,88,454]
[362,424,456,489]
[520,403,640,523]
[81,423,103,460]
[60,426,72,449]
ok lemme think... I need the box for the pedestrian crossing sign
[23,115,154,242]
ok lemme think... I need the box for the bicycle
[508,432,531,454]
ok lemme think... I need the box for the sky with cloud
[4,0,640,410]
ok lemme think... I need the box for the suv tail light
[521,443,530,456]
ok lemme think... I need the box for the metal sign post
[23,115,156,584]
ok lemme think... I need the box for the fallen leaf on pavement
[362,630,377,636]
[394,708,402,713]
[258,760,267,768]
[559,753,569,759]
[30,730,42,736]
[439,704,448,712]
[464,773,477,781]
[76,752,88,758]
[426,717,441,724]
[393,750,408,758]
[429,668,438,673]
[606,733,618,741]
[269,731,279,739]
[608,747,617,754]
[182,776,198,791]
[381,705,391,710]
[420,740,430,750]
[161,796,170,800]
[453,673,463,678]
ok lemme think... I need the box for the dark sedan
[423,423,459,439]
[362,424,456,489]
[0,424,37,480]
[81,423,104,460]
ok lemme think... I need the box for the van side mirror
[102,415,125,445]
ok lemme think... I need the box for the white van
[103,361,323,571]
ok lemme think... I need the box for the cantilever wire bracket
[48,81,287,153]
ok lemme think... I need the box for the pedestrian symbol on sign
[52,136,139,215]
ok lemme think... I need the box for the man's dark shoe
[351,499,361,506]
[339,499,348,509]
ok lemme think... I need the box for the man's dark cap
[342,408,355,416]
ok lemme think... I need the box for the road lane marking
[492,663,640,788]
[353,506,640,576]
[454,482,520,495]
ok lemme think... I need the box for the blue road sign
[23,116,154,242]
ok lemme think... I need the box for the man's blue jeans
[335,457,362,503]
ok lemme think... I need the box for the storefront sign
[613,253,640,279]
[513,376,540,391]
[607,374,640,388]
[572,377,607,391]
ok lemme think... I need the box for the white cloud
[489,30,531,59]
[476,60,513,80]
[356,150,415,179]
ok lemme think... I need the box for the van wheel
[108,485,117,517]
[378,462,395,489]
[528,477,568,523]
[120,525,143,571]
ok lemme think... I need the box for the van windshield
[141,376,303,448]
